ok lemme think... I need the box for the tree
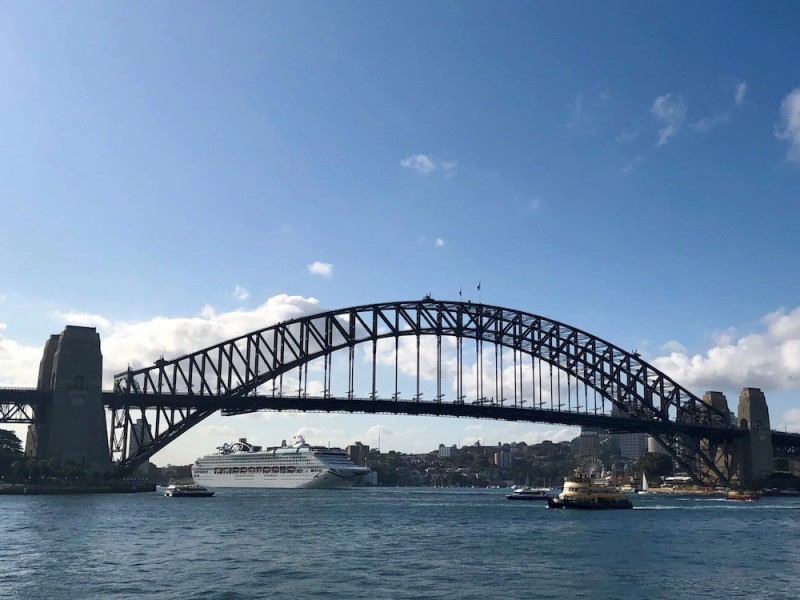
[633,453,673,480]
[0,429,23,456]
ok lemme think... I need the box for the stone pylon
[699,391,738,485]
[25,326,111,474]
[736,387,774,483]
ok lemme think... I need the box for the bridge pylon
[24,326,111,474]
[736,387,774,484]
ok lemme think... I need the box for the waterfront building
[647,435,670,455]
[438,443,458,458]
[346,441,370,466]
[493,450,512,468]
[575,428,601,456]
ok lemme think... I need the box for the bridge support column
[700,391,738,485]
[24,326,111,474]
[736,387,774,484]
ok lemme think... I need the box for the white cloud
[651,93,687,146]
[0,293,6,301]
[307,261,333,277]
[0,324,43,386]
[735,80,747,105]
[434,238,445,248]
[400,154,437,174]
[651,306,800,393]
[660,340,687,354]
[528,197,542,211]
[780,408,800,432]
[232,285,250,301]
[776,87,800,163]
[99,294,321,380]
[51,311,111,330]
[400,154,457,176]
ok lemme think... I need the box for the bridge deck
[8,387,798,447]
[102,392,742,440]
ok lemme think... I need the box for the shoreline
[0,483,156,495]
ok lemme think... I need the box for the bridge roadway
[6,386,800,455]
[0,385,744,439]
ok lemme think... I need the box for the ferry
[164,484,214,498]
[726,490,762,502]
[191,435,371,489]
[547,470,633,510]
[506,486,551,501]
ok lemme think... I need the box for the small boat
[547,469,632,510]
[726,490,761,502]
[506,486,550,501]
[638,472,650,495]
[164,484,215,498]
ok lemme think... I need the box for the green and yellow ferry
[547,469,633,510]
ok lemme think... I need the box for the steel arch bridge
[110,298,741,482]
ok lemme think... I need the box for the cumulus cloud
[651,306,800,393]
[781,408,800,432]
[400,154,457,176]
[51,311,111,330]
[307,262,333,277]
[660,340,687,354]
[0,323,43,386]
[100,294,321,377]
[232,285,249,301]
[0,294,323,387]
[651,93,687,146]
[776,87,800,163]
[434,238,445,248]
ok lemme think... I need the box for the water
[1,489,798,599]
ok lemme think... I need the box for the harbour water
[1,488,798,599]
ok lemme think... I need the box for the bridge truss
[110,299,741,482]
[0,388,43,423]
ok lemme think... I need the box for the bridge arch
[111,299,733,480]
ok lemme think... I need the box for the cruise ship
[191,436,371,489]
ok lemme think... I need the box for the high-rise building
[493,450,512,468]
[129,418,154,458]
[647,435,670,455]
[575,428,601,456]
[618,432,647,460]
[438,443,458,458]
[610,402,647,460]
[346,441,370,466]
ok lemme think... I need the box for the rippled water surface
[1,489,799,599]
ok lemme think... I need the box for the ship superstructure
[191,435,370,489]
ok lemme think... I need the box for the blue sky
[2,2,800,464]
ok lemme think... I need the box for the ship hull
[547,497,633,510]
[192,469,367,489]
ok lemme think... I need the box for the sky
[1,2,800,466]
